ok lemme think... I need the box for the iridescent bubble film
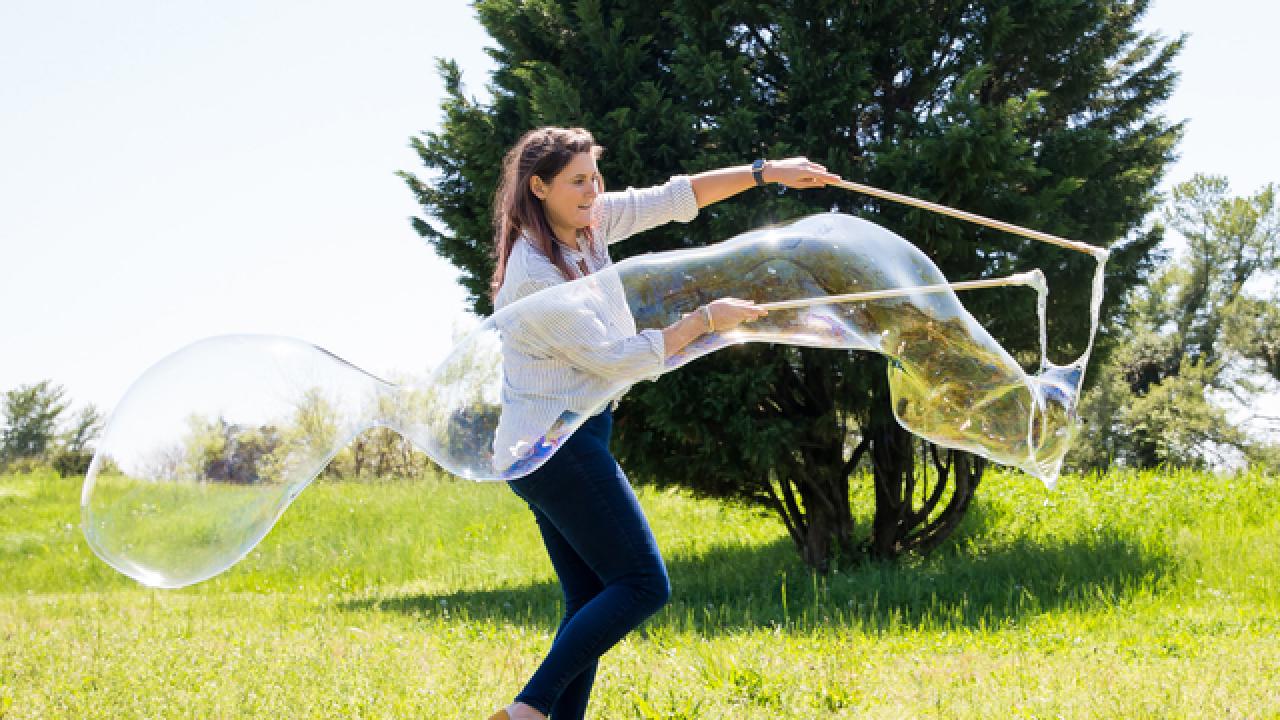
[83,213,1105,587]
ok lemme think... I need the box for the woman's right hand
[705,298,767,333]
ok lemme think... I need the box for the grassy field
[1,465,1277,719]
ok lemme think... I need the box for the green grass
[2,466,1278,718]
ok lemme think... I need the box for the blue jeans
[506,408,671,719]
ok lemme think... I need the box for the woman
[488,126,840,720]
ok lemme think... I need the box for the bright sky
[2,0,1276,423]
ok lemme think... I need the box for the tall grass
[1,466,1277,718]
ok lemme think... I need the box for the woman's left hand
[763,157,843,189]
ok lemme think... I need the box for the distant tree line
[0,379,440,482]
[0,381,102,476]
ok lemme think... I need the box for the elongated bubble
[83,213,1103,587]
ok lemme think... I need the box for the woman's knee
[631,563,671,612]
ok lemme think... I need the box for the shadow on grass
[342,526,1175,635]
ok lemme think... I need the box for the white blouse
[491,175,700,470]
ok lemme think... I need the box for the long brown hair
[491,126,603,299]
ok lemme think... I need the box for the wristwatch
[751,158,767,186]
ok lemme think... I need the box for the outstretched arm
[689,157,843,208]
[661,298,768,358]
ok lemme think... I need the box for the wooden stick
[833,179,1107,258]
[757,272,1039,311]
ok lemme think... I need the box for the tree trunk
[866,391,985,559]
[794,462,857,572]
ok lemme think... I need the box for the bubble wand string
[757,271,1043,311]
[832,179,1108,259]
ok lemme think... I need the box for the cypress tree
[402,0,1182,568]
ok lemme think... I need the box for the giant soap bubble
[83,212,1106,587]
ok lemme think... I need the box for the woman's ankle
[506,702,546,720]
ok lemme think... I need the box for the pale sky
[2,0,1276,423]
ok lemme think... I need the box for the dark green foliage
[403,0,1181,566]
